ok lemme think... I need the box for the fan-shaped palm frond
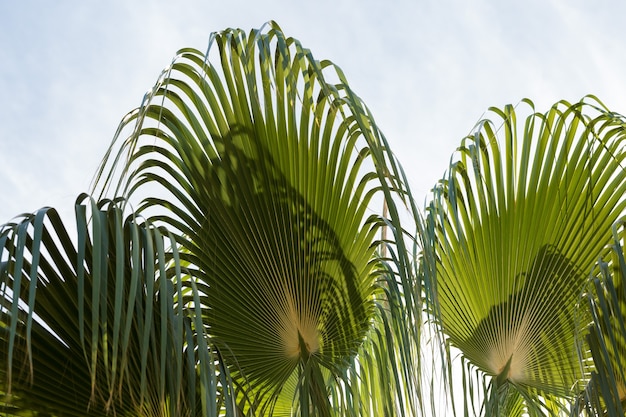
[93,22,420,416]
[0,195,226,416]
[424,97,626,415]
[576,218,626,416]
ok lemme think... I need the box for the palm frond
[424,97,626,415]
[0,195,226,416]
[92,22,421,416]
[577,218,626,416]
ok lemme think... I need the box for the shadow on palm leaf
[464,244,583,398]
[164,124,375,415]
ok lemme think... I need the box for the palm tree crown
[3,21,626,417]
[2,22,421,416]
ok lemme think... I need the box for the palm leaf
[0,195,226,416]
[424,97,626,415]
[93,22,420,416]
[577,218,626,416]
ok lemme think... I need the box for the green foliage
[423,98,626,416]
[576,219,626,416]
[1,22,420,416]
[2,21,626,417]
[0,195,224,416]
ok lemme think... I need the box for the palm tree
[4,20,626,417]
[1,22,421,416]
[423,97,626,416]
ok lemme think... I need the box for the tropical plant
[3,20,626,417]
[423,97,626,416]
[575,218,626,416]
[0,196,220,415]
[1,22,421,416]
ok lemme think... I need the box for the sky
[2,1,626,225]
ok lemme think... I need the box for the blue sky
[2,1,626,224]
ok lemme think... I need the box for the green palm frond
[424,97,626,415]
[0,195,226,416]
[93,22,420,416]
[577,218,626,416]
